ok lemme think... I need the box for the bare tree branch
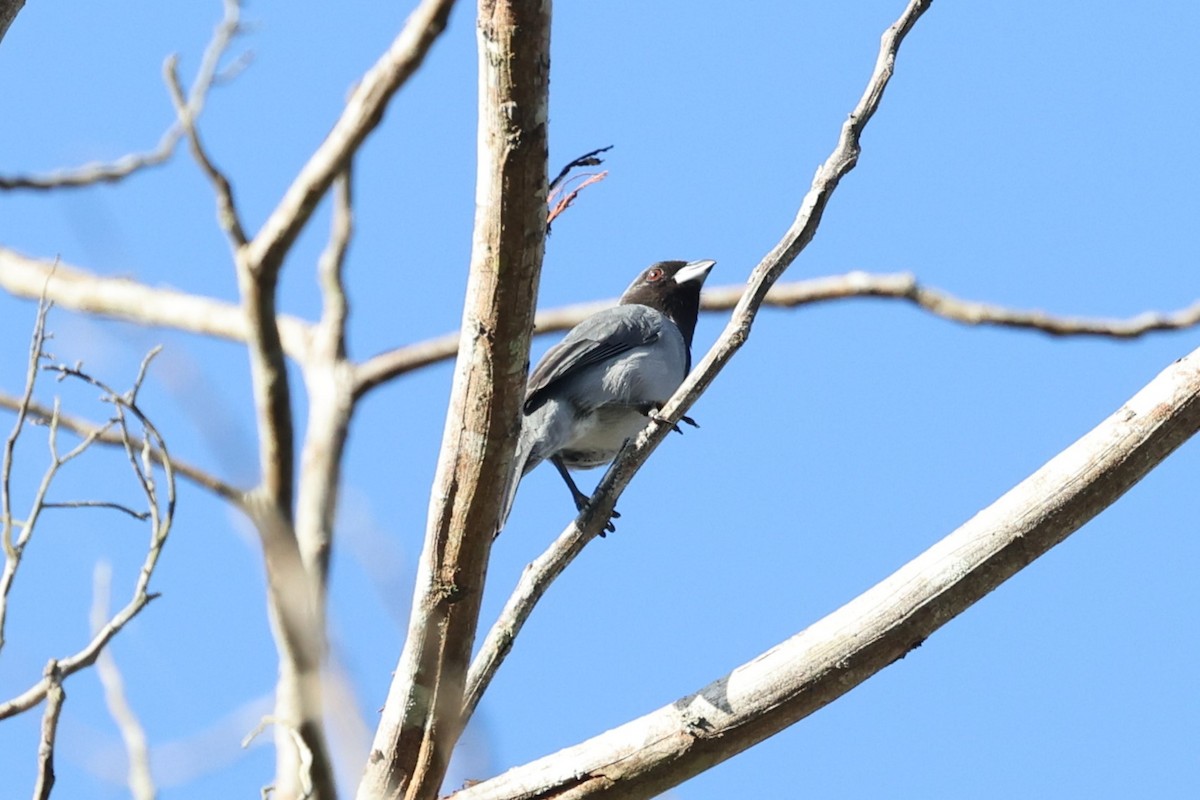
[1,299,120,656]
[157,2,456,795]
[42,500,151,520]
[295,165,356,610]
[0,0,25,48]
[1,293,49,577]
[238,270,294,514]
[165,54,248,248]
[463,0,933,735]
[0,250,313,360]
[92,562,157,800]
[1,354,176,722]
[0,0,243,191]
[355,272,1200,395]
[32,661,64,800]
[251,505,330,800]
[243,0,457,280]
[7,249,1193,409]
[701,271,1200,337]
[224,105,327,796]
[358,1,549,798]
[234,250,332,798]
[452,339,1200,800]
[0,392,245,504]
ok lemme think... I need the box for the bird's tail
[496,424,538,537]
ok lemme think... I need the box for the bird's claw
[573,493,619,534]
[647,409,699,435]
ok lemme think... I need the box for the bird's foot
[572,491,619,535]
[640,404,699,435]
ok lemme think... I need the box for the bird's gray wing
[524,307,662,413]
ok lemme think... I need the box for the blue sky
[1,1,1198,798]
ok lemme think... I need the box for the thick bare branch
[0,250,312,360]
[238,265,294,514]
[230,5,456,796]
[358,2,550,798]
[243,0,457,279]
[235,252,332,798]
[0,0,25,47]
[0,0,242,191]
[250,502,332,800]
[258,167,356,800]
[453,337,1200,800]
[463,0,933,734]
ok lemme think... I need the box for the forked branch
[0,0,245,191]
[1,324,177,725]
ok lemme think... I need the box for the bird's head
[619,259,716,349]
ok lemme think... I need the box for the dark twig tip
[548,144,613,194]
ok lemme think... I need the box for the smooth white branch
[453,337,1200,799]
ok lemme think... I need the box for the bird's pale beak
[674,259,716,285]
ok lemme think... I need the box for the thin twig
[0,0,245,192]
[0,392,244,505]
[42,501,151,521]
[1,296,69,655]
[1,397,115,654]
[546,171,608,230]
[165,55,248,248]
[700,271,1200,337]
[92,562,156,800]
[315,166,354,357]
[2,294,49,558]
[547,145,612,194]
[463,0,935,727]
[545,145,612,232]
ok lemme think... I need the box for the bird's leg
[551,456,618,534]
[636,403,699,434]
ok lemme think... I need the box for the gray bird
[500,259,715,532]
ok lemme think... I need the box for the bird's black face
[619,259,715,350]
[620,259,714,305]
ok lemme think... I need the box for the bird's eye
[646,267,664,282]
